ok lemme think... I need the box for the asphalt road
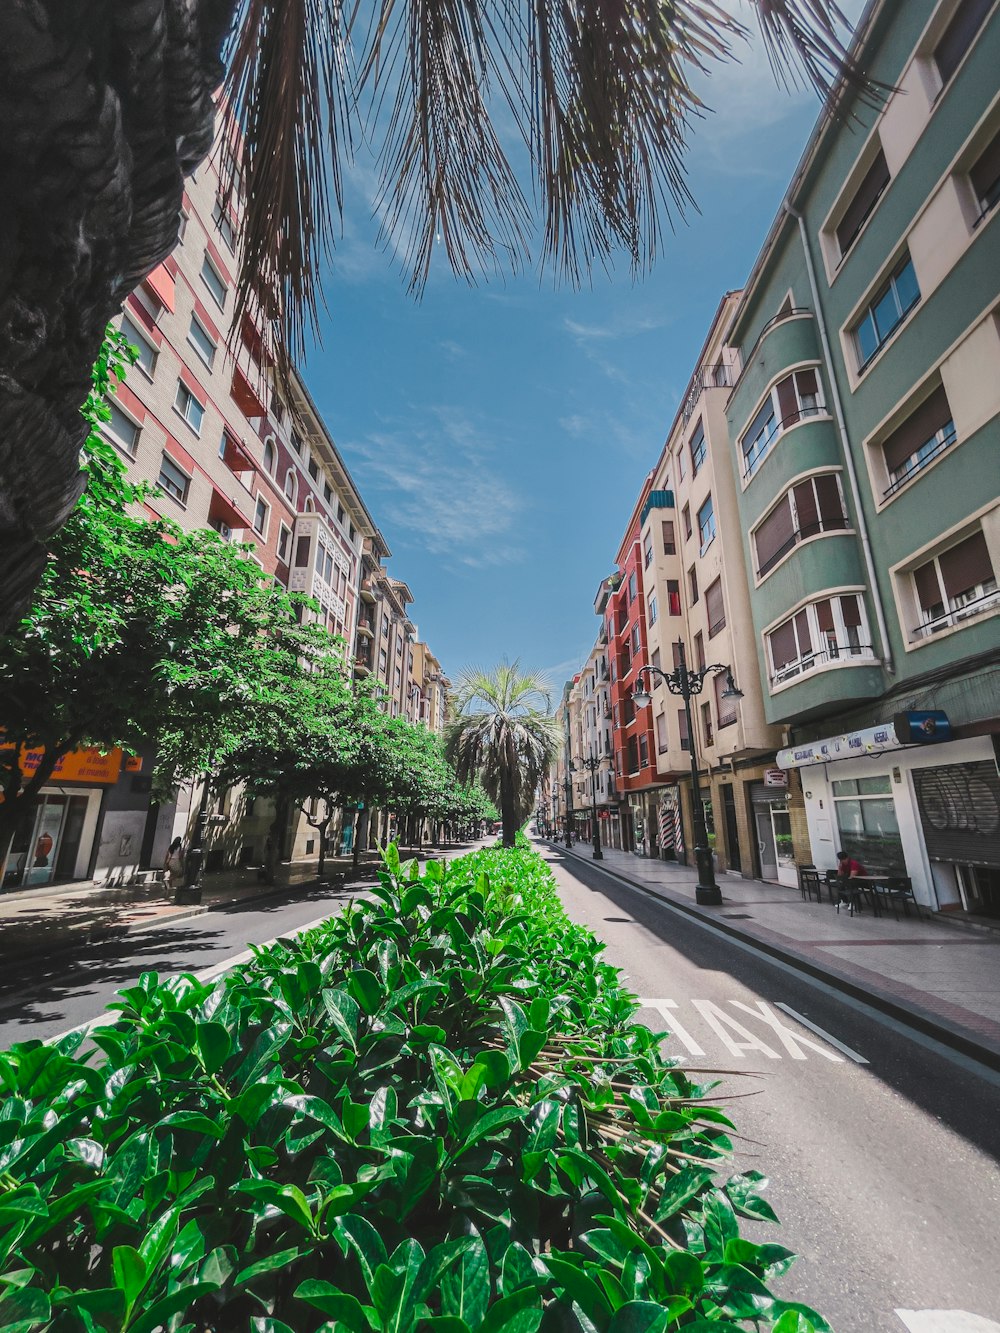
[1,842,998,1332]
[540,842,1000,1333]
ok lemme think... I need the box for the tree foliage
[446,661,560,848]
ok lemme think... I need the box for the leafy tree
[0,329,322,858]
[446,661,560,848]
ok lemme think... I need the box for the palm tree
[1,2,871,623]
[446,662,561,848]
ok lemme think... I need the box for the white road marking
[639,998,706,1056]
[44,909,340,1045]
[691,1000,782,1060]
[774,1002,869,1064]
[895,1312,1000,1331]
[733,1000,845,1063]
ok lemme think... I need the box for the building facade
[727,0,1000,913]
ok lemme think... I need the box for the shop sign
[777,711,951,771]
[2,744,123,788]
[763,768,788,788]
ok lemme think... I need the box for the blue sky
[303,14,862,691]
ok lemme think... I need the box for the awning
[777,711,951,770]
[220,431,257,477]
[143,264,175,312]
[208,487,250,534]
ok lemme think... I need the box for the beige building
[641,293,804,882]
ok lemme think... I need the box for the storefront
[780,716,999,914]
[747,780,797,886]
[1,747,123,891]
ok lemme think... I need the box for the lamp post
[571,749,604,859]
[632,646,743,906]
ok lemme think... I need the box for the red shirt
[838,857,866,877]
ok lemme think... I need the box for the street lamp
[632,646,743,906]
[571,749,604,860]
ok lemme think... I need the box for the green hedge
[0,843,826,1332]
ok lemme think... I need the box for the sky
[302,7,866,691]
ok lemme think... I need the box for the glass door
[769,804,797,886]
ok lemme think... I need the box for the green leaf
[606,1302,675,1333]
[771,1314,818,1333]
[322,989,361,1050]
[294,1280,370,1330]
[542,1255,613,1330]
[112,1245,147,1307]
[480,1287,543,1333]
[337,1213,389,1292]
[196,1021,232,1074]
[348,968,385,1015]
[439,1232,489,1327]
[127,1283,221,1333]
[0,1285,50,1332]
[235,1247,303,1287]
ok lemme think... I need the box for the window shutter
[840,594,862,628]
[775,375,799,428]
[913,558,944,612]
[815,599,835,633]
[939,530,994,599]
[656,713,668,748]
[814,473,846,527]
[794,609,812,655]
[662,520,675,553]
[677,709,689,746]
[793,479,819,536]
[706,578,725,634]
[796,366,819,401]
[935,0,992,83]
[970,128,1000,208]
[755,496,796,572]
[835,149,891,252]
[882,385,952,471]
[768,619,797,668]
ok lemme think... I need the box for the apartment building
[727,0,1000,913]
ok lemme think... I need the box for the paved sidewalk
[0,841,481,962]
[544,838,1000,1069]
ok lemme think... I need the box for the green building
[725,0,1000,914]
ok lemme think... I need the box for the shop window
[851,253,920,371]
[910,528,997,639]
[832,776,905,874]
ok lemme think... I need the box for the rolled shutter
[815,599,835,633]
[835,150,890,252]
[814,473,846,528]
[706,578,725,634]
[793,479,819,537]
[775,375,799,428]
[882,385,952,472]
[840,594,862,628]
[755,497,796,572]
[913,559,943,613]
[794,609,812,655]
[915,762,1000,868]
[768,619,797,670]
[939,531,993,599]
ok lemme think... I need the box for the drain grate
[721,912,753,920]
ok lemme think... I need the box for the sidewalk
[545,838,1000,1070]
[0,841,482,963]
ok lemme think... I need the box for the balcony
[681,362,733,425]
[360,577,377,604]
[356,619,374,638]
[771,641,876,687]
[913,585,1000,640]
[640,489,675,526]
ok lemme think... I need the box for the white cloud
[342,407,527,569]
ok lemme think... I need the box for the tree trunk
[500,773,517,849]
[265,793,290,884]
[352,808,369,875]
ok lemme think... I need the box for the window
[851,253,920,370]
[295,535,310,567]
[667,579,681,616]
[349,523,356,542]
[934,0,992,85]
[638,735,649,768]
[656,712,669,753]
[628,571,637,602]
[678,709,690,751]
[662,520,676,555]
[337,502,345,523]
[910,529,997,638]
[766,594,871,685]
[701,702,713,748]
[753,473,849,576]
[714,672,736,730]
[178,211,188,242]
[682,504,692,540]
[157,453,190,504]
[262,439,276,474]
[836,148,890,256]
[104,402,140,456]
[671,640,683,670]
[693,632,704,671]
[324,482,332,504]
[832,775,905,874]
[253,496,269,537]
[200,254,227,309]
[308,457,319,481]
[740,367,824,480]
[697,495,716,553]
[120,315,157,376]
[174,381,204,434]
[631,623,641,654]
[648,593,658,626]
[627,738,639,773]
[212,198,237,252]
[689,421,706,475]
[705,578,726,637]
[643,532,654,568]
[277,524,291,563]
[881,386,956,497]
[688,566,698,605]
[284,470,298,505]
[677,447,686,480]
[187,315,216,368]
[970,126,1000,225]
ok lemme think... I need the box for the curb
[547,840,1000,1076]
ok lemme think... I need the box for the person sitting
[836,849,866,880]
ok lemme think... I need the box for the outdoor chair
[883,875,919,920]
[798,864,822,903]
[835,879,866,917]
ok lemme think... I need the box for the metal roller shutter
[913,762,1000,868]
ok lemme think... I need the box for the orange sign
[124,754,144,773]
[3,745,123,786]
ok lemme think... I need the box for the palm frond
[225,0,877,348]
